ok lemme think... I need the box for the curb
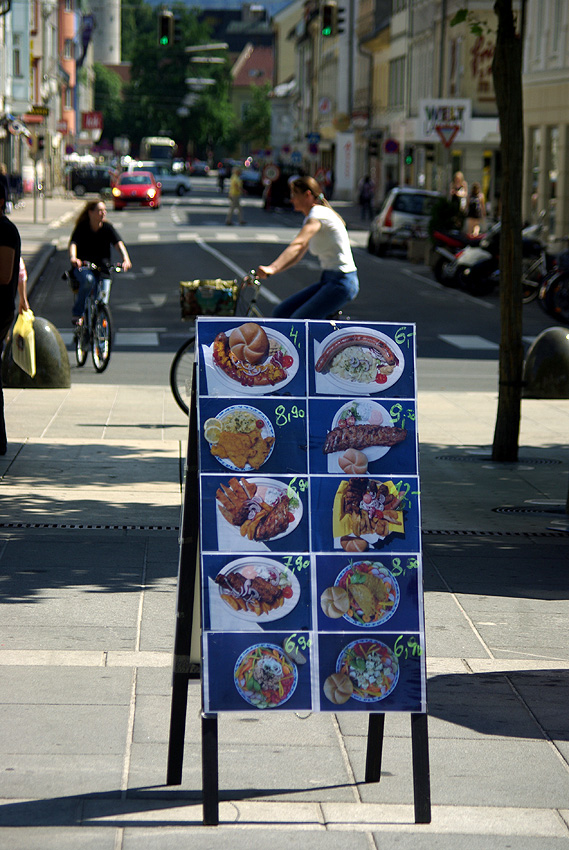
[26,243,57,295]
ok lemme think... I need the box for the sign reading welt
[417,98,472,143]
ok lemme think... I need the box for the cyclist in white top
[256,175,359,318]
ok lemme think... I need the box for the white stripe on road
[196,238,281,306]
[439,334,499,350]
[60,331,160,346]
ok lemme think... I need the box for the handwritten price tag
[289,327,302,349]
[389,402,416,430]
[394,326,415,349]
[283,555,310,573]
[394,635,422,660]
[389,557,419,578]
[275,404,305,427]
[284,632,312,654]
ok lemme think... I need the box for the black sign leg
[166,367,200,786]
[202,713,219,825]
[364,713,385,783]
[411,713,431,823]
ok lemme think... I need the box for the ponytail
[290,176,346,227]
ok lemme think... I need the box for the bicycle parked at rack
[170,271,263,414]
[64,262,122,373]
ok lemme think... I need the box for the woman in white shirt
[256,175,359,318]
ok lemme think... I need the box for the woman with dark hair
[68,200,131,323]
[256,175,358,318]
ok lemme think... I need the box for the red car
[112,171,161,210]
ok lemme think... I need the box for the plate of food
[324,399,407,473]
[214,557,300,621]
[216,476,303,543]
[314,327,404,394]
[333,478,405,552]
[234,643,298,708]
[335,639,399,702]
[211,322,299,394]
[204,406,275,471]
[330,561,399,627]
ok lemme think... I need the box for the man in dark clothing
[0,182,22,454]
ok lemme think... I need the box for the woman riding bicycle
[69,200,131,323]
[256,175,359,319]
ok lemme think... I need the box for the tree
[453,0,527,462]
[93,64,124,144]
[240,83,272,149]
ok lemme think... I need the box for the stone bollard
[2,315,71,388]
[523,326,569,398]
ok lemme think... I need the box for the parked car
[112,171,161,210]
[189,159,210,176]
[126,161,191,195]
[368,187,443,256]
[67,165,115,197]
[240,165,264,196]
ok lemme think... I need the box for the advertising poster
[196,318,426,714]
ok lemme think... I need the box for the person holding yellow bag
[0,182,27,455]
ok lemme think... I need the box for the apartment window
[551,0,562,56]
[65,87,73,110]
[13,34,22,77]
[389,57,406,108]
[64,38,74,60]
[64,0,73,10]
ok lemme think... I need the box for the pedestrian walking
[358,175,375,220]
[466,182,486,236]
[256,175,359,319]
[449,170,468,215]
[0,182,26,454]
[225,167,245,225]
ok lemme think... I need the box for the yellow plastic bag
[12,309,36,378]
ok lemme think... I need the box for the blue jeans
[272,270,359,319]
[72,267,98,318]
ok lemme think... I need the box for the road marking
[149,294,167,307]
[196,238,281,307]
[177,232,199,240]
[60,331,160,346]
[439,334,500,350]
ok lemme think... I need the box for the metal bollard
[2,315,71,388]
[523,326,569,398]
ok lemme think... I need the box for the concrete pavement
[0,194,569,848]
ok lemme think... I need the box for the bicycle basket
[179,279,238,318]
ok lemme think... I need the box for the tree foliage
[95,1,237,157]
[240,83,272,149]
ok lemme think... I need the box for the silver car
[368,186,442,256]
[127,161,192,196]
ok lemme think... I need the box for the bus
[139,136,177,160]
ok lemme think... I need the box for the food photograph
[309,475,420,554]
[309,322,415,398]
[197,318,306,397]
[317,633,426,712]
[315,555,421,632]
[203,632,313,712]
[307,397,418,475]
[202,553,312,631]
[200,474,310,554]
[198,398,308,475]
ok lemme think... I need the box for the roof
[231,44,274,86]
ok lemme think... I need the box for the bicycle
[170,271,262,415]
[64,262,122,373]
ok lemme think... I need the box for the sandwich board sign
[167,318,430,824]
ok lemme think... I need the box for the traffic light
[173,14,182,43]
[368,138,380,157]
[335,6,345,33]
[404,146,414,165]
[321,1,336,36]
[37,135,45,154]
[158,10,174,46]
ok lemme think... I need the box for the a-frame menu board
[167,317,430,824]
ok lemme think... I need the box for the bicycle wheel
[170,334,196,415]
[75,321,89,367]
[92,304,113,372]
[549,273,569,325]
[521,256,542,304]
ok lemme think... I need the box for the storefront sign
[417,98,471,143]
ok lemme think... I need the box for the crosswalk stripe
[439,334,499,350]
[60,331,160,347]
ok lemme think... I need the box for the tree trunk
[491,0,525,462]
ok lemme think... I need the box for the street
[27,176,558,395]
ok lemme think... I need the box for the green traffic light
[322,25,332,35]
[160,35,169,44]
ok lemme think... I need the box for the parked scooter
[431,228,484,283]
[436,221,547,298]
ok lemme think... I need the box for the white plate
[327,400,393,473]
[210,326,299,395]
[208,405,275,472]
[216,476,303,543]
[315,327,404,394]
[215,556,300,622]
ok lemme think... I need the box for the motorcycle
[538,248,569,324]
[436,221,548,298]
[431,228,484,283]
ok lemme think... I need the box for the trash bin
[2,315,71,388]
[522,326,569,398]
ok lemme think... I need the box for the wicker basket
[179,279,238,319]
